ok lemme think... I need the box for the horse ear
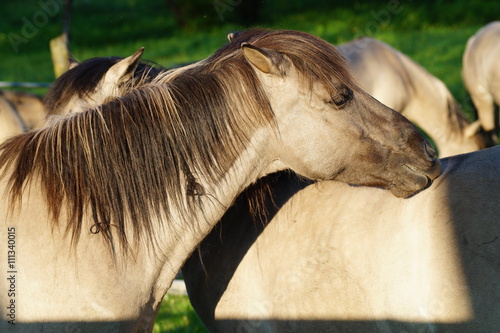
[464,119,482,138]
[227,31,240,42]
[104,47,145,86]
[68,58,79,69]
[241,43,285,76]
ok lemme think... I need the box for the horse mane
[445,93,488,148]
[188,29,355,96]
[0,29,354,252]
[445,94,470,133]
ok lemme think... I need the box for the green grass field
[1,1,499,331]
[2,0,498,119]
[154,294,207,333]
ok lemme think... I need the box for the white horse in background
[0,29,440,332]
[0,91,27,143]
[1,90,45,129]
[463,21,500,142]
[338,37,488,157]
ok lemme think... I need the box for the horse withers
[0,29,440,332]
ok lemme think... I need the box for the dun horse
[0,91,28,143]
[0,90,45,143]
[338,37,488,157]
[44,47,156,118]
[182,147,500,332]
[1,90,45,129]
[0,29,440,332]
[40,37,497,333]
[462,21,500,142]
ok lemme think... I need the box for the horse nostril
[424,141,437,159]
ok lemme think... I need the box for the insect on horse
[462,21,500,143]
[0,29,440,332]
[338,37,488,157]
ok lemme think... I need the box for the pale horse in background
[0,91,28,143]
[1,90,45,129]
[0,90,45,143]
[43,47,150,119]
[43,47,201,120]
[338,37,489,157]
[0,29,440,333]
[462,21,500,142]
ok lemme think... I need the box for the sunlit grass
[154,294,207,333]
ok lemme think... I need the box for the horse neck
[155,127,281,287]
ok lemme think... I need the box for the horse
[0,91,28,143]
[44,47,204,121]
[40,37,498,333]
[338,37,488,157]
[0,29,440,332]
[462,21,500,142]
[44,47,154,119]
[1,90,45,130]
[182,146,500,333]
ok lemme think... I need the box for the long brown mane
[0,29,354,251]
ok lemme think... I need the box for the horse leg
[470,86,495,129]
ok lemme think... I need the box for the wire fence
[0,81,51,89]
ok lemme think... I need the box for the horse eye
[330,87,353,108]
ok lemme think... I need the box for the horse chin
[389,173,435,198]
[386,159,442,198]
[389,185,420,198]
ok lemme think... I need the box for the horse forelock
[217,29,357,95]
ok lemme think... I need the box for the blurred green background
[1,0,499,121]
[1,0,499,331]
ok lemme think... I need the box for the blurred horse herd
[0,22,499,333]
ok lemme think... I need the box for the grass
[1,1,499,331]
[154,294,207,333]
[1,1,497,118]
